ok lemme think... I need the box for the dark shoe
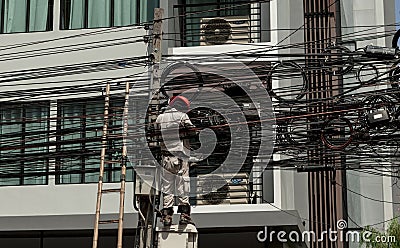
[179,213,193,225]
[162,215,173,227]
[177,204,194,225]
[161,207,173,227]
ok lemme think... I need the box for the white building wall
[0,26,148,101]
[341,0,396,232]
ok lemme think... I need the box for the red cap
[169,95,190,110]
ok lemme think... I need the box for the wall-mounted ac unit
[196,173,250,205]
[200,16,250,46]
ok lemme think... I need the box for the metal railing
[172,1,264,47]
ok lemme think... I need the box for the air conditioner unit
[200,16,250,46]
[196,173,250,205]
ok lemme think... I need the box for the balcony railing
[172,0,270,47]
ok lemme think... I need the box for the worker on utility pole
[156,95,197,227]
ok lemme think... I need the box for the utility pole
[136,8,164,248]
[303,1,345,248]
[135,8,198,248]
[150,8,164,100]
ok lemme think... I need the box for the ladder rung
[107,134,122,138]
[104,160,120,164]
[99,219,120,224]
[102,188,121,193]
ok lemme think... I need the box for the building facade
[0,1,308,248]
[0,1,398,248]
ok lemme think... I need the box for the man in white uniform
[156,95,196,226]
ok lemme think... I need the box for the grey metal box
[134,166,159,195]
[156,224,198,248]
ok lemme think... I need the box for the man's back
[156,107,194,156]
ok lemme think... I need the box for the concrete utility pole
[136,8,164,248]
[303,1,346,248]
[150,8,164,102]
[136,8,199,248]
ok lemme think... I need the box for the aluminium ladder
[92,82,130,248]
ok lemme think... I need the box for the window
[56,97,133,184]
[0,0,53,33]
[60,0,159,30]
[174,0,269,47]
[0,102,49,186]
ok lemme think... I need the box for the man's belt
[161,151,174,156]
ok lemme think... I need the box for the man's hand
[188,156,203,163]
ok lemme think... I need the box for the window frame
[59,0,156,30]
[0,0,54,34]
[174,0,266,47]
[0,102,50,186]
[55,97,131,185]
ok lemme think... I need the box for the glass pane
[140,0,158,23]
[0,103,49,186]
[57,98,130,184]
[24,161,47,185]
[84,101,103,183]
[4,0,27,33]
[114,0,136,26]
[69,0,85,29]
[220,0,249,16]
[0,107,22,186]
[85,157,99,183]
[59,103,83,184]
[185,0,218,46]
[0,177,20,186]
[109,99,124,182]
[88,0,110,28]
[29,0,49,31]
[24,104,48,185]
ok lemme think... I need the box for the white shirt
[155,108,194,156]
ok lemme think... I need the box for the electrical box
[156,224,198,248]
[367,109,390,127]
[134,166,159,195]
[365,45,397,59]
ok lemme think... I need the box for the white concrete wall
[0,26,148,101]
[341,0,387,47]
[341,0,395,232]
[0,182,135,217]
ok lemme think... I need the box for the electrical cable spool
[159,61,204,99]
[266,61,308,102]
[357,64,379,85]
[322,45,354,75]
[202,18,232,45]
[321,117,354,150]
[389,61,400,89]
[285,110,318,146]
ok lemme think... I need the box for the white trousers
[162,155,190,208]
